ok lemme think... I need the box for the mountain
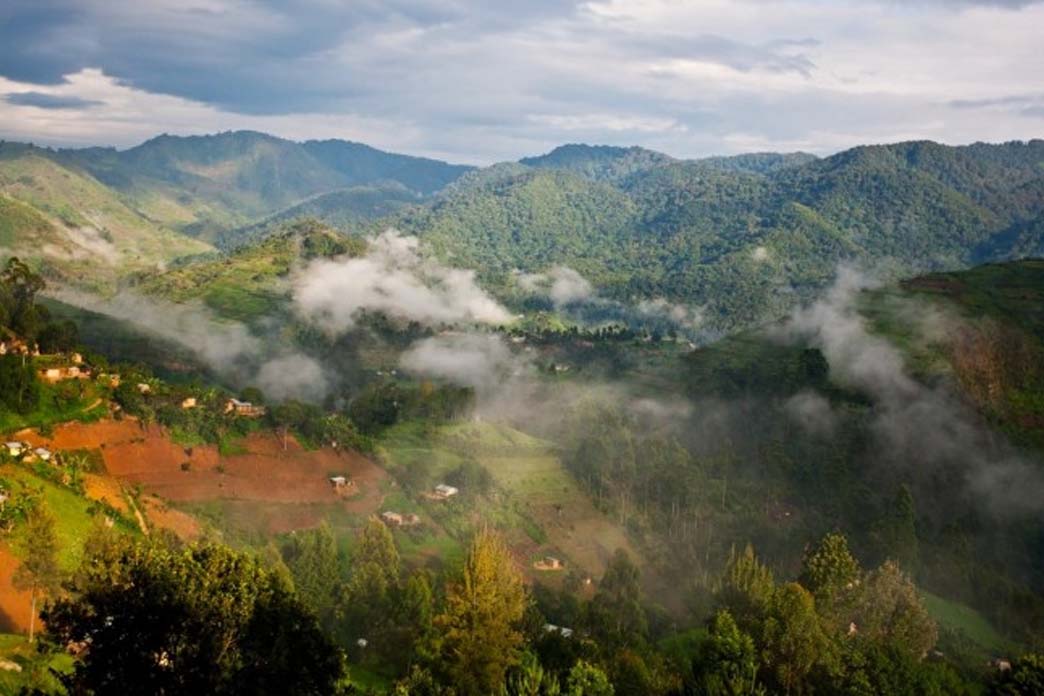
[0,142,212,291]
[302,139,474,194]
[519,143,674,181]
[391,139,1044,332]
[52,131,472,240]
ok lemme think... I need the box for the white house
[5,442,24,457]
[433,484,459,499]
[34,447,52,462]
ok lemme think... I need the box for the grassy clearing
[922,591,1011,655]
[0,378,109,435]
[0,464,127,571]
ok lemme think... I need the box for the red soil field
[0,545,32,634]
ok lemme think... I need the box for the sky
[0,0,1041,164]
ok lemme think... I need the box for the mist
[293,229,513,333]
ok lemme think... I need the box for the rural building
[71,353,83,365]
[543,624,574,638]
[39,365,85,383]
[5,442,24,457]
[225,398,266,417]
[381,511,420,527]
[137,383,152,395]
[534,556,565,571]
[33,447,52,462]
[181,397,197,409]
[433,483,459,500]
[329,476,350,490]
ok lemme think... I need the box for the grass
[0,464,135,571]
[921,591,1011,655]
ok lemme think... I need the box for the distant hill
[393,139,1044,332]
[0,142,212,291]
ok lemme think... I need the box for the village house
[33,447,52,462]
[181,397,197,409]
[543,624,574,639]
[137,382,152,395]
[381,511,420,527]
[5,442,25,458]
[329,475,350,490]
[432,483,459,500]
[225,398,266,417]
[40,365,86,383]
[534,556,565,571]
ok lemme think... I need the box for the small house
[534,556,565,571]
[433,483,459,500]
[34,447,52,462]
[381,511,405,526]
[403,513,421,526]
[225,398,266,417]
[181,397,197,409]
[329,476,349,490]
[543,624,574,639]
[137,382,152,395]
[71,353,83,365]
[5,442,24,457]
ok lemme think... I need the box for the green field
[922,591,1012,656]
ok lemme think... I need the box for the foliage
[434,528,528,695]
[43,534,346,695]
[12,500,61,642]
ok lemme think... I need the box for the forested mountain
[393,139,1044,332]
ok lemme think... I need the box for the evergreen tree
[12,501,60,642]
[434,528,527,695]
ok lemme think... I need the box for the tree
[506,652,560,696]
[340,517,402,645]
[0,353,40,414]
[588,549,646,651]
[271,399,308,450]
[854,561,937,660]
[565,660,614,696]
[434,528,527,695]
[717,544,775,632]
[873,485,919,573]
[43,537,346,695]
[12,501,60,642]
[1,257,46,339]
[760,583,830,696]
[990,653,1044,696]
[282,524,341,625]
[691,610,766,696]
[800,532,861,630]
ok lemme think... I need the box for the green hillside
[0,144,212,290]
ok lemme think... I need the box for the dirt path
[0,545,32,634]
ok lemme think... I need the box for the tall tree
[588,549,646,652]
[12,501,60,642]
[434,528,527,695]
[760,583,830,696]
[282,524,341,625]
[853,560,937,660]
[717,544,775,632]
[43,537,345,694]
[691,610,766,696]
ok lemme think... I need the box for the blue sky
[0,0,1041,163]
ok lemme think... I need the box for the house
[181,397,197,409]
[39,366,84,383]
[989,658,1012,672]
[381,511,420,528]
[137,382,152,395]
[5,442,24,457]
[225,398,266,417]
[534,556,565,571]
[381,511,404,526]
[329,476,349,489]
[433,483,459,500]
[34,447,52,462]
[543,624,574,639]
[71,353,83,365]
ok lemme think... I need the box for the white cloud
[293,228,513,332]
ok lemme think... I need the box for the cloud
[518,265,594,307]
[3,91,102,109]
[293,228,513,332]
[1,0,1044,161]
[399,332,523,395]
[777,267,1044,517]
[47,289,330,402]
